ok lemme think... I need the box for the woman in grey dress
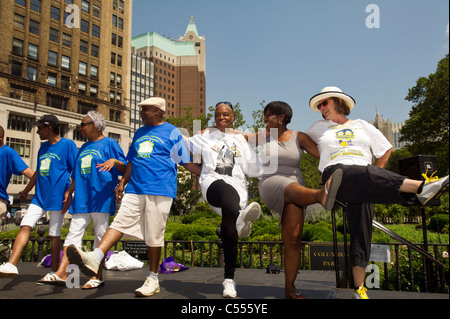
[245,101,339,299]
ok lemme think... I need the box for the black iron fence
[1,237,448,294]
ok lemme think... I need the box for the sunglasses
[80,121,93,127]
[317,99,332,109]
[215,101,233,109]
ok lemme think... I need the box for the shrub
[428,214,449,233]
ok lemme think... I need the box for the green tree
[401,54,449,175]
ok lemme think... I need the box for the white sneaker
[135,276,160,297]
[66,244,100,277]
[0,262,18,278]
[222,278,237,298]
[236,202,261,238]
[417,175,449,205]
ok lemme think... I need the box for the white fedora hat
[309,86,355,113]
[137,97,166,112]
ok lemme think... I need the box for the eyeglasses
[215,101,233,109]
[80,121,93,127]
[317,99,331,109]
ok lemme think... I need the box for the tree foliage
[401,54,449,175]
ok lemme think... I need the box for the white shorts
[110,193,173,247]
[0,199,7,215]
[63,213,110,248]
[20,204,64,237]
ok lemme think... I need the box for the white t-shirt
[306,119,393,173]
[186,128,261,215]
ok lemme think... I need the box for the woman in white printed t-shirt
[186,101,262,299]
[306,86,449,299]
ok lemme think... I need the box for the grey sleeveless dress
[258,131,304,215]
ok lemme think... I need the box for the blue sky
[131,0,449,132]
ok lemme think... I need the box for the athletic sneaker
[417,175,449,205]
[135,276,160,297]
[352,286,369,299]
[222,278,237,298]
[66,244,100,277]
[0,262,18,278]
[236,202,261,238]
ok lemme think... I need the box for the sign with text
[123,241,148,261]
[308,242,350,270]
[369,244,391,263]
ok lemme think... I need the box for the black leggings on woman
[206,180,241,279]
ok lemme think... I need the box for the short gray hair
[86,111,106,132]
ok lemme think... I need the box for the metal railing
[2,237,448,294]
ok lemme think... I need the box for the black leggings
[206,180,241,279]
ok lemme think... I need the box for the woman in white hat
[306,86,449,299]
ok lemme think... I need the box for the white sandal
[37,272,66,286]
[81,278,105,290]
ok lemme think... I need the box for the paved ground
[0,262,448,301]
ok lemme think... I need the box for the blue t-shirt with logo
[0,145,29,205]
[31,137,77,211]
[71,137,126,215]
[125,122,191,198]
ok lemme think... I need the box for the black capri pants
[322,164,416,268]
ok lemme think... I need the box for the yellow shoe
[352,286,369,299]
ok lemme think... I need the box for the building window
[81,0,90,13]
[112,15,117,27]
[61,55,70,69]
[118,36,123,48]
[118,17,123,30]
[27,66,38,81]
[29,20,39,36]
[80,40,88,54]
[77,101,97,114]
[15,0,26,7]
[62,33,71,47]
[7,114,32,132]
[110,91,115,103]
[47,93,69,110]
[11,61,22,77]
[80,19,89,34]
[92,24,100,38]
[116,93,121,105]
[49,28,59,43]
[79,61,87,75]
[48,50,58,66]
[111,33,117,46]
[47,72,57,87]
[30,0,41,13]
[91,44,99,57]
[90,85,98,98]
[111,52,116,64]
[93,5,101,18]
[14,14,25,30]
[73,127,87,142]
[6,137,31,158]
[117,55,122,67]
[12,38,24,55]
[61,76,70,89]
[117,74,122,87]
[28,43,38,59]
[90,65,98,78]
[110,109,121,122]
[108,132,120,142]
[110,72,115,85]
[50,6,60,21]
[78,82,86,94]
[119,0,124,12]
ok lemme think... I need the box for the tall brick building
[131,16,206,119]
[0,0,132,209]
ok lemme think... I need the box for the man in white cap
[67,97,201,297]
